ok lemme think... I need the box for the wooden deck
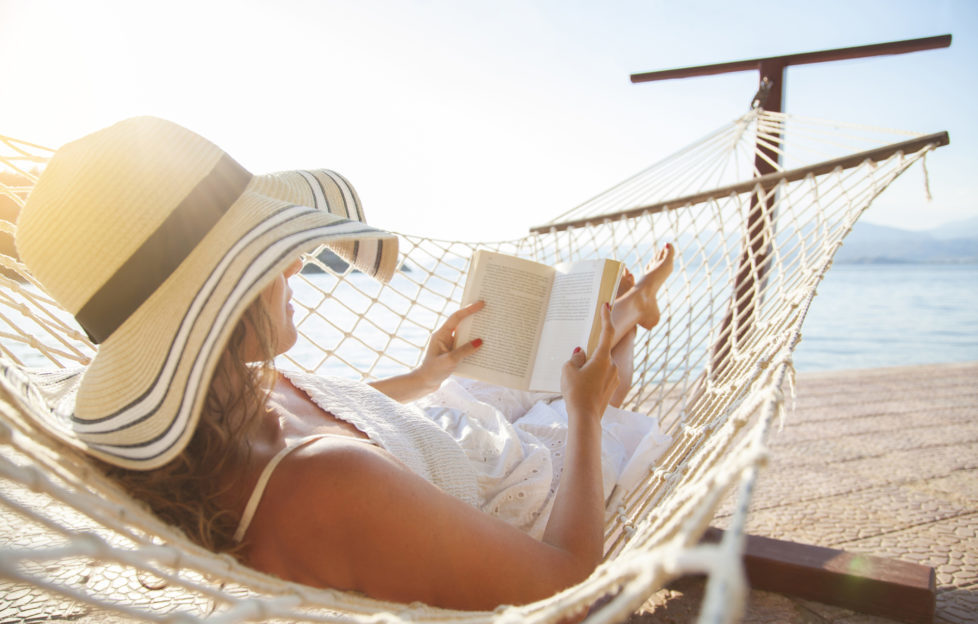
[634,361,978,624]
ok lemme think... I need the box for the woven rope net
[0,109,945,623]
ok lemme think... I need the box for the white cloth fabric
[283,372,672,539]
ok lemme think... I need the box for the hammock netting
[0,109,946,623]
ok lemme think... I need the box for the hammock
[0,109,948,623]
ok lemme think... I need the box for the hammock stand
[0,37,951,624]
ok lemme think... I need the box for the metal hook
[751,77,773,109]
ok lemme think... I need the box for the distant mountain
[834,218,978,264]
[929,215,978,240]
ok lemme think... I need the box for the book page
[454,250,554,389]
[528,259,610,392]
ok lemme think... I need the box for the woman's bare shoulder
[279,436,407,491]
[247,436,408,533]
[243,436,585,609]
[242,437,409,588]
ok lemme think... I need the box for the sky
[1,0,975,242]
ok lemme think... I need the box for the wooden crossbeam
[702,527,937,624]
[629,34,952,84]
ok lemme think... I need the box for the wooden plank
[630,34,952,83]
[529,131,950,234]
[702,527,937,624]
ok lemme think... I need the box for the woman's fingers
[569,346,586,368]
[428,301,484,344]
[565,303,614,371]
[446,300,485,329]
[450,338,483,363]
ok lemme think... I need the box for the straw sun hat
[16,116,399,470]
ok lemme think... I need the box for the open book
[453,249,624,392]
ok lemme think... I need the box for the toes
[622,269,635,288]
[646,244,674,272]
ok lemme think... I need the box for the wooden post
[628,34,951,375]
[712,60,785,372]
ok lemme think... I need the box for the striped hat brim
[71,194,395,469]
[15,116,399,470]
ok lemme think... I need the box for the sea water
[283,263,978,376]
[791,263,978,372]
[6,264,976,375]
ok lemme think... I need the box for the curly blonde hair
[100,295,279,556]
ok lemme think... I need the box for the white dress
[282,372,672,539]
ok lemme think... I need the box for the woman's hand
[369,301,484,402]
[543,302,619,583]
[560,303,619,424]
[416,300,485,388]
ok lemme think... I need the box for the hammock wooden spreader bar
[702,528,937,624]
[530,130,950,234]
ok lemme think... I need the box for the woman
[16,116,673,611]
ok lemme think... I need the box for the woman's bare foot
[635,243,675,329]
[605,246,674,401]
[615,244,675,331]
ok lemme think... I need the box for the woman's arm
[248,307,620,611]
[369,301,485,402]
[543,303,619,568]
[251,440,598,609]
[245,314,617,609]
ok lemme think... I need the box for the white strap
[232,433,373,543]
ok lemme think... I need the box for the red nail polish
[573,346,582,354]
[472,338,483,348]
